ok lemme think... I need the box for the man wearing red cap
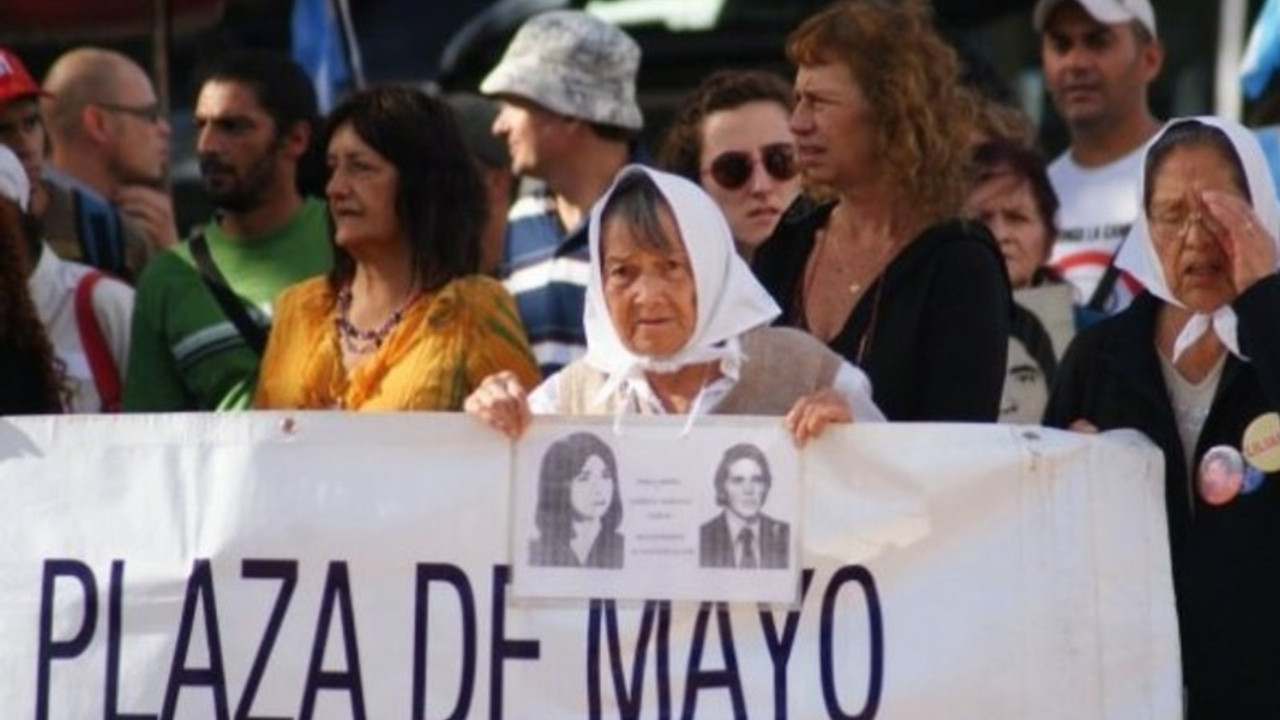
[0,47,151,281]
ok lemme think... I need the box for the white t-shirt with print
[1047,145,1146,314]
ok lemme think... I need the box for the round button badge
[1198,445,1246,506]
[1242,412,1280,473]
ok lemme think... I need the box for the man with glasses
[481,10,644,377]
[42,47,177,273]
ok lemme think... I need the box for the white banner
[0,414,1181,719]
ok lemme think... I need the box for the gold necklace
[824,229,862,296]
[818,225,900,297]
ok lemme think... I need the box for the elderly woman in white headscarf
[1044,117,1280,718]
[466,164,884,443]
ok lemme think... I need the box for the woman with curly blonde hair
[752,0,1011,421]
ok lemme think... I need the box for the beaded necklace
[334,285,419,355]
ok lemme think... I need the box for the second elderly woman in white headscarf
[1043,116,1280,718]
[466,165,884,444]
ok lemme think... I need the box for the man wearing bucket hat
[480,10,644,377]
[1034,0,1164,316]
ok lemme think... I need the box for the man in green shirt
[124,50,332,411]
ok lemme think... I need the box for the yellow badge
[1242,412,1280,472]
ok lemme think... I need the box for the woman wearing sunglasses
[752,0,1011,422]
[658,70,801,261]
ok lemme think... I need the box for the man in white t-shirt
[1035,0,1164,314]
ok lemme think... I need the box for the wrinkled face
[723,457,768,521]
[1040,3,1158,132]
[491,96,572,179]
[326,123,403,250]
[698,101,801,251]
[601,206,698,358]
[194,81,284,213]
[568,454,615,521]
[790,63,876,189]
[101,66,171,187]
[966,173,1052,288]
[0,97,45,185]
[1146,143,1247,312]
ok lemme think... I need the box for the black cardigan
[1044,276,1280,718]
[752,199,1011,422]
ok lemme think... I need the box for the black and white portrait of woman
[529,432,625,568]
[699,443,789,569]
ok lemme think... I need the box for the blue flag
[1241,0,1280,100]
[291,0,351,112]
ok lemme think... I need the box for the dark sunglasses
[95,101,164,125]
[705,143,798,190]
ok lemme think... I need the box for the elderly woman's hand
[1202,189,1278,295]
[784,388,852,447]
[464,371,533,439]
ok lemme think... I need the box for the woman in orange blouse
[255,86,539,410]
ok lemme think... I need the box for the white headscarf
[583,164,781,405]
[1115,116,1280,362]
[0,145,30,212]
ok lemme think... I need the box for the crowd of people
[2,0,1279,714]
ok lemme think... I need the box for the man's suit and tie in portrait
[699,443,789,569]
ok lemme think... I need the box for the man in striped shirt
[480,10,644,376]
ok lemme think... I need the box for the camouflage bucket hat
[480,10,643,131]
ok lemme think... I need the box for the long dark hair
[535,432,622,539]
[322,85,485,292]
[0,200,64,414]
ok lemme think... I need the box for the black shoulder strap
[188,232,268,356]
[1085,231,1131,313]
[1085,259,1122,312]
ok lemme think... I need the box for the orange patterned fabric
[255,275,539,411]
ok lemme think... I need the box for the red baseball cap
[0,48,45,105]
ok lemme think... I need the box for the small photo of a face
[569,454,615,521]
[1198,445,1245,506]
[724,456,769,521]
